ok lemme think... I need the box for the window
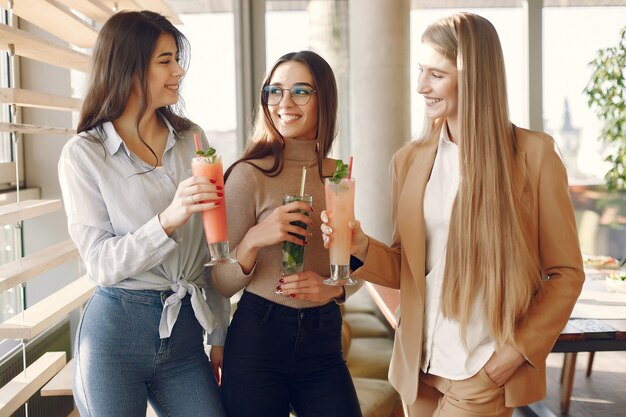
[177,12,238,167]
[265,7,308,65]
[265,0,350,158]
[543,6,626,184]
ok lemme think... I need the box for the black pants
[221,291,362,417]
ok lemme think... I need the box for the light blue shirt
[58,116,229,344]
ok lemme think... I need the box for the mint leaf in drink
[330,159,350,184]
[282,240,305,274]
[196,148,217,163]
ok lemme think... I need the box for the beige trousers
[405,370,513,417]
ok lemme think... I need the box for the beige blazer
[353,126,584,407]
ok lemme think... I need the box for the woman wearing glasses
[322,13,584,417]
[211,51,362,417]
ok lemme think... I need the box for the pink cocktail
[323,178,357,286]
[191,156,235,265]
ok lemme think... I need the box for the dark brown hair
[78,11,191,148]
[225,51,338,181]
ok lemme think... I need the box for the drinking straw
[299,165,307,197]
[193,133,201,152]
[347,156,354,180]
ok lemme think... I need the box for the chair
[342,320,401,417]
[344,286,379,315]
[344,311,391,338]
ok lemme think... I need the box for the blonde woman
[322,12,584,417]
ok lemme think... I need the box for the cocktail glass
[281,193,312,277]
[191,155,236,265]
[323,178,357,286]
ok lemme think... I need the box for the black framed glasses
[262,84,317,106]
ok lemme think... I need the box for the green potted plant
[584,26,626,230]
[584,25,626,192]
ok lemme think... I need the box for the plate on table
[605,271,626,293]
[584,255,620,269]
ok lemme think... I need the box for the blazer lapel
[397,139,438,287]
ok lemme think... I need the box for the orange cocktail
[323,178,357,286]
[191,155,235,265]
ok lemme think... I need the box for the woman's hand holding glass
[237,201,313,273]
[278,271,343,302]
[159,176,223,236]
[245,201,313,249]
[320,210,369,261]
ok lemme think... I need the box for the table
[364,270,626,417]
[532,269,626,416]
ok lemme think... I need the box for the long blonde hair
[421,13,542,347]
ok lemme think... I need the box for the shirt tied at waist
[159,279,215,338]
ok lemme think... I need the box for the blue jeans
[73,287,226,417]
[221,291,362,417]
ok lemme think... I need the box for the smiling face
[417,42,459,131]
[134,33,184,110]
[267,61,319,141]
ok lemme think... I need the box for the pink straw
[347,156,353,180]
[193,133,201,152]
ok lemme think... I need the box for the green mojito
[281,193,313,275]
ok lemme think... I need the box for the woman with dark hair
[211,51,363,417]
[322,12,584,417]
[58,11,228,417]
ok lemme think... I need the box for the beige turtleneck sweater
[211,138,361,308]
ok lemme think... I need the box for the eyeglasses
[262,84,317,106]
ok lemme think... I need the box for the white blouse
[421,125,495,380]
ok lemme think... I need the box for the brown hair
[225,51,338,181]
[78,11,191,155]
[421,13,542,347]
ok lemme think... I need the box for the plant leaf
[584,24,626,192]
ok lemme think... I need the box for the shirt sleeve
[210,163,259,297]
[58,142,178,286]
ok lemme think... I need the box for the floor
[514,351,626,417]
